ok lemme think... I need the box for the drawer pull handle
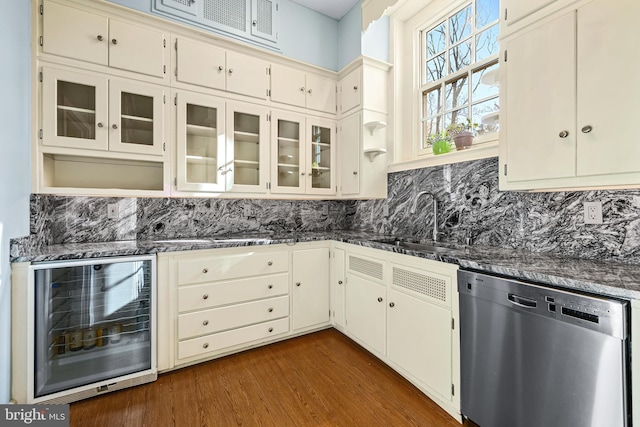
[218,66,223,71]
[268,307,274,313]
[377,297,383,302]
[97,35,103,41]
[228,68,234,74]
[97,122,104,128]
[268,327,274,333]
[296,282,301,287]
[300,87,305,92]
[202,320,209,326]
[203,343,209,349]
[268,284,273,289]
[353,86,358,91]
[389,302,395,308]
[338,280,343,285]
[582,125,593,134]
[202,294,209,300]
[111,38,117,45]
[112,124,118,130]
[558,130,569,138]
[267,261,273,266]
[202,268,209,273]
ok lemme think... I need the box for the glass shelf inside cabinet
[311,125,331,189]
[57,80,97,140]
[120,92,154,146]
[233,112,260,186]
[186,103,219,185]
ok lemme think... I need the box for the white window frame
[418,0,500,157]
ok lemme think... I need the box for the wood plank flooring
[70,329,461,426]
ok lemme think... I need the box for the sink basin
[372,238,459,254]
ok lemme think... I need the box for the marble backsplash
[15,157,640,264]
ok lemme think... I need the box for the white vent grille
[204,0,246,32]
[256,0,273,35]
[349,256,383,281]
[171,0,192,6]
[393,267,447,303]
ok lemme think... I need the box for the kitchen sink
[372,238,460,254]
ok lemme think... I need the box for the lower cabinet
[292,247,330,331]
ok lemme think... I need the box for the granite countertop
[10,230,640,300]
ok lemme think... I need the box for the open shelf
[57,105,96,115]
[234,131,259,143]
[121,114,153,123]
[186,155,217,165]
[186,124,217,137]
[234,159,260,169]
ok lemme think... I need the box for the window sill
[388,139,498,173]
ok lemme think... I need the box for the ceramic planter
[453,131,474,150]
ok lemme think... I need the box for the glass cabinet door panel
[310,125,332,190]
[233,111,260,186]
[176,92,226,192]
[276,119,301,189]
[43,67,108,151]
[120,92,154,146]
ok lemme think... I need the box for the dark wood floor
[70,329,461,426]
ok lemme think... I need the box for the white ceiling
[289,0,361,20]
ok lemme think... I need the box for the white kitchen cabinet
[331,248,346,329]
[175,90,226,192]
[270,64,337,114]
[174,37,269,100]
[270,111,336,195]
[42,67,166,156]
[500,0,640,190]
[339,67,361,115]
[339,113,361,196]
[292,247,330,331]
[42,0,166,78]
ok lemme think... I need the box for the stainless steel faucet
[409,191,438,242]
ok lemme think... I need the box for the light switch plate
[583,201,603,224]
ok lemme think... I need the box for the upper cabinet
[270,64,337,114]
[174,37,269,100]
[339,67,361,116]
[500,0,640,190]
[42,1,167,79]
[502,0,576,31]
[154,0,279,47]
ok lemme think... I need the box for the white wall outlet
[583,201,603,224]
[322,205,329,215]
[107,203,119,220]
[383,205,389,217]
[243,203,254,217]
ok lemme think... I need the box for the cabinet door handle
[218,66,224,71]
[252,20,257,27]
[581,125,593,134]
[228,68,233,74]
[97,122,104,128]
[301,172,306,176]
[389,302,395,308]
[353,171,358,175]
[202,320,209,326]
[202,294,209,300]
[300,87,305,92]
[267,261,273,266]
[268,284,273,289]
[268,308,274,313]
[338,280,343,285]
[203,343,209,349]
[202,268,208,274]
[308,89,313,94]
[268,327,274,333]
[558,130,569,138]
[296,282,301,287]
[377,297,383,302]
[353,86,358,91]
[97,35,103,41]
[112,124,118,130]
[111,38,117,45]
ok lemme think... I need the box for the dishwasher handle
[508,293,537,308]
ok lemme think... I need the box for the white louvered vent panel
[171,0,192,6]
[204,0,247,32]
[349,256,383,281]
[256,0,273,35]
[392,267,448,304]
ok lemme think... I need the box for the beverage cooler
[27,255,157,404]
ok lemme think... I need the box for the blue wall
[0,2,32,404]
[338,2,363,70]
[362,15,390,63]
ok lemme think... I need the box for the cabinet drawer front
[178,251,289,285]
[178,273,289,312]
[178,295,290,340]
[178,317,290,360]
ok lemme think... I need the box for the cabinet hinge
[174,177,177,186]
[39,4,43,15]
[174,95,177,106]
[452,318,455,330]
[504,8,508,21]
[175,40,178,50]
[163,65,166,74]
[39,129,43,139]
[163,142,166,152]
[39,71,43,83]
[163,38,166,48]
[175,68,178,77]
[504,50,508,62]
[266,181,271,190]
[267,66,271,75]
[39,36,43,47]
[276,3,278,11]
[267,113,271,122]
[504,164,508,176]
[452,384,455,396]
[163,94,166,104]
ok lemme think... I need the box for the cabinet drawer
[177,251,289,285]
[178,295,290,340]
[178,317,290,360]
[178,273,289,312]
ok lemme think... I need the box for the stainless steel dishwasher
[458,269,630,427]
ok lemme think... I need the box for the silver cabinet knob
[296,282,301,287]
[300,87,305,92]
[353,171,358,175]
[202,294,209,300]
[202,268,208,273]
[301,172,306,176]
[202,320,209,326]
[338,280,343,285]
[377,297,383,302]
[268,284,273,289]
[581,125,593,134]
[268,307,273,313]
[203,343,209,349]
[267,261,273,266]
[97,35,103,41]
[112,124,118,130]
[218,66,223,71]
[97,122,104,128]
[559,130,569,138]
[228,68,233,74]
[252,20,257,27]
[268,327,274,333]
[389,302,395,308]
[111,38,117,45]
[308,89,313,94]
[353,86,358,91]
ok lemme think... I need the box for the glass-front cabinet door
[108,80,165,156]
[270,111,306,194]
[226,102,269,193]
[176,91,226,192]
[307,118,336,195]
[42,67,108,151]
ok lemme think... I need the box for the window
[420,0,499,153]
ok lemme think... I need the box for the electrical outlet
[107,203,119,220]
[583,201,603,224]
[322,205,329,215]
[243,203,254,218]
[383,205,389,217]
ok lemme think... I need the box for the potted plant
[427,132,452,155]
[446,118,479,151]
